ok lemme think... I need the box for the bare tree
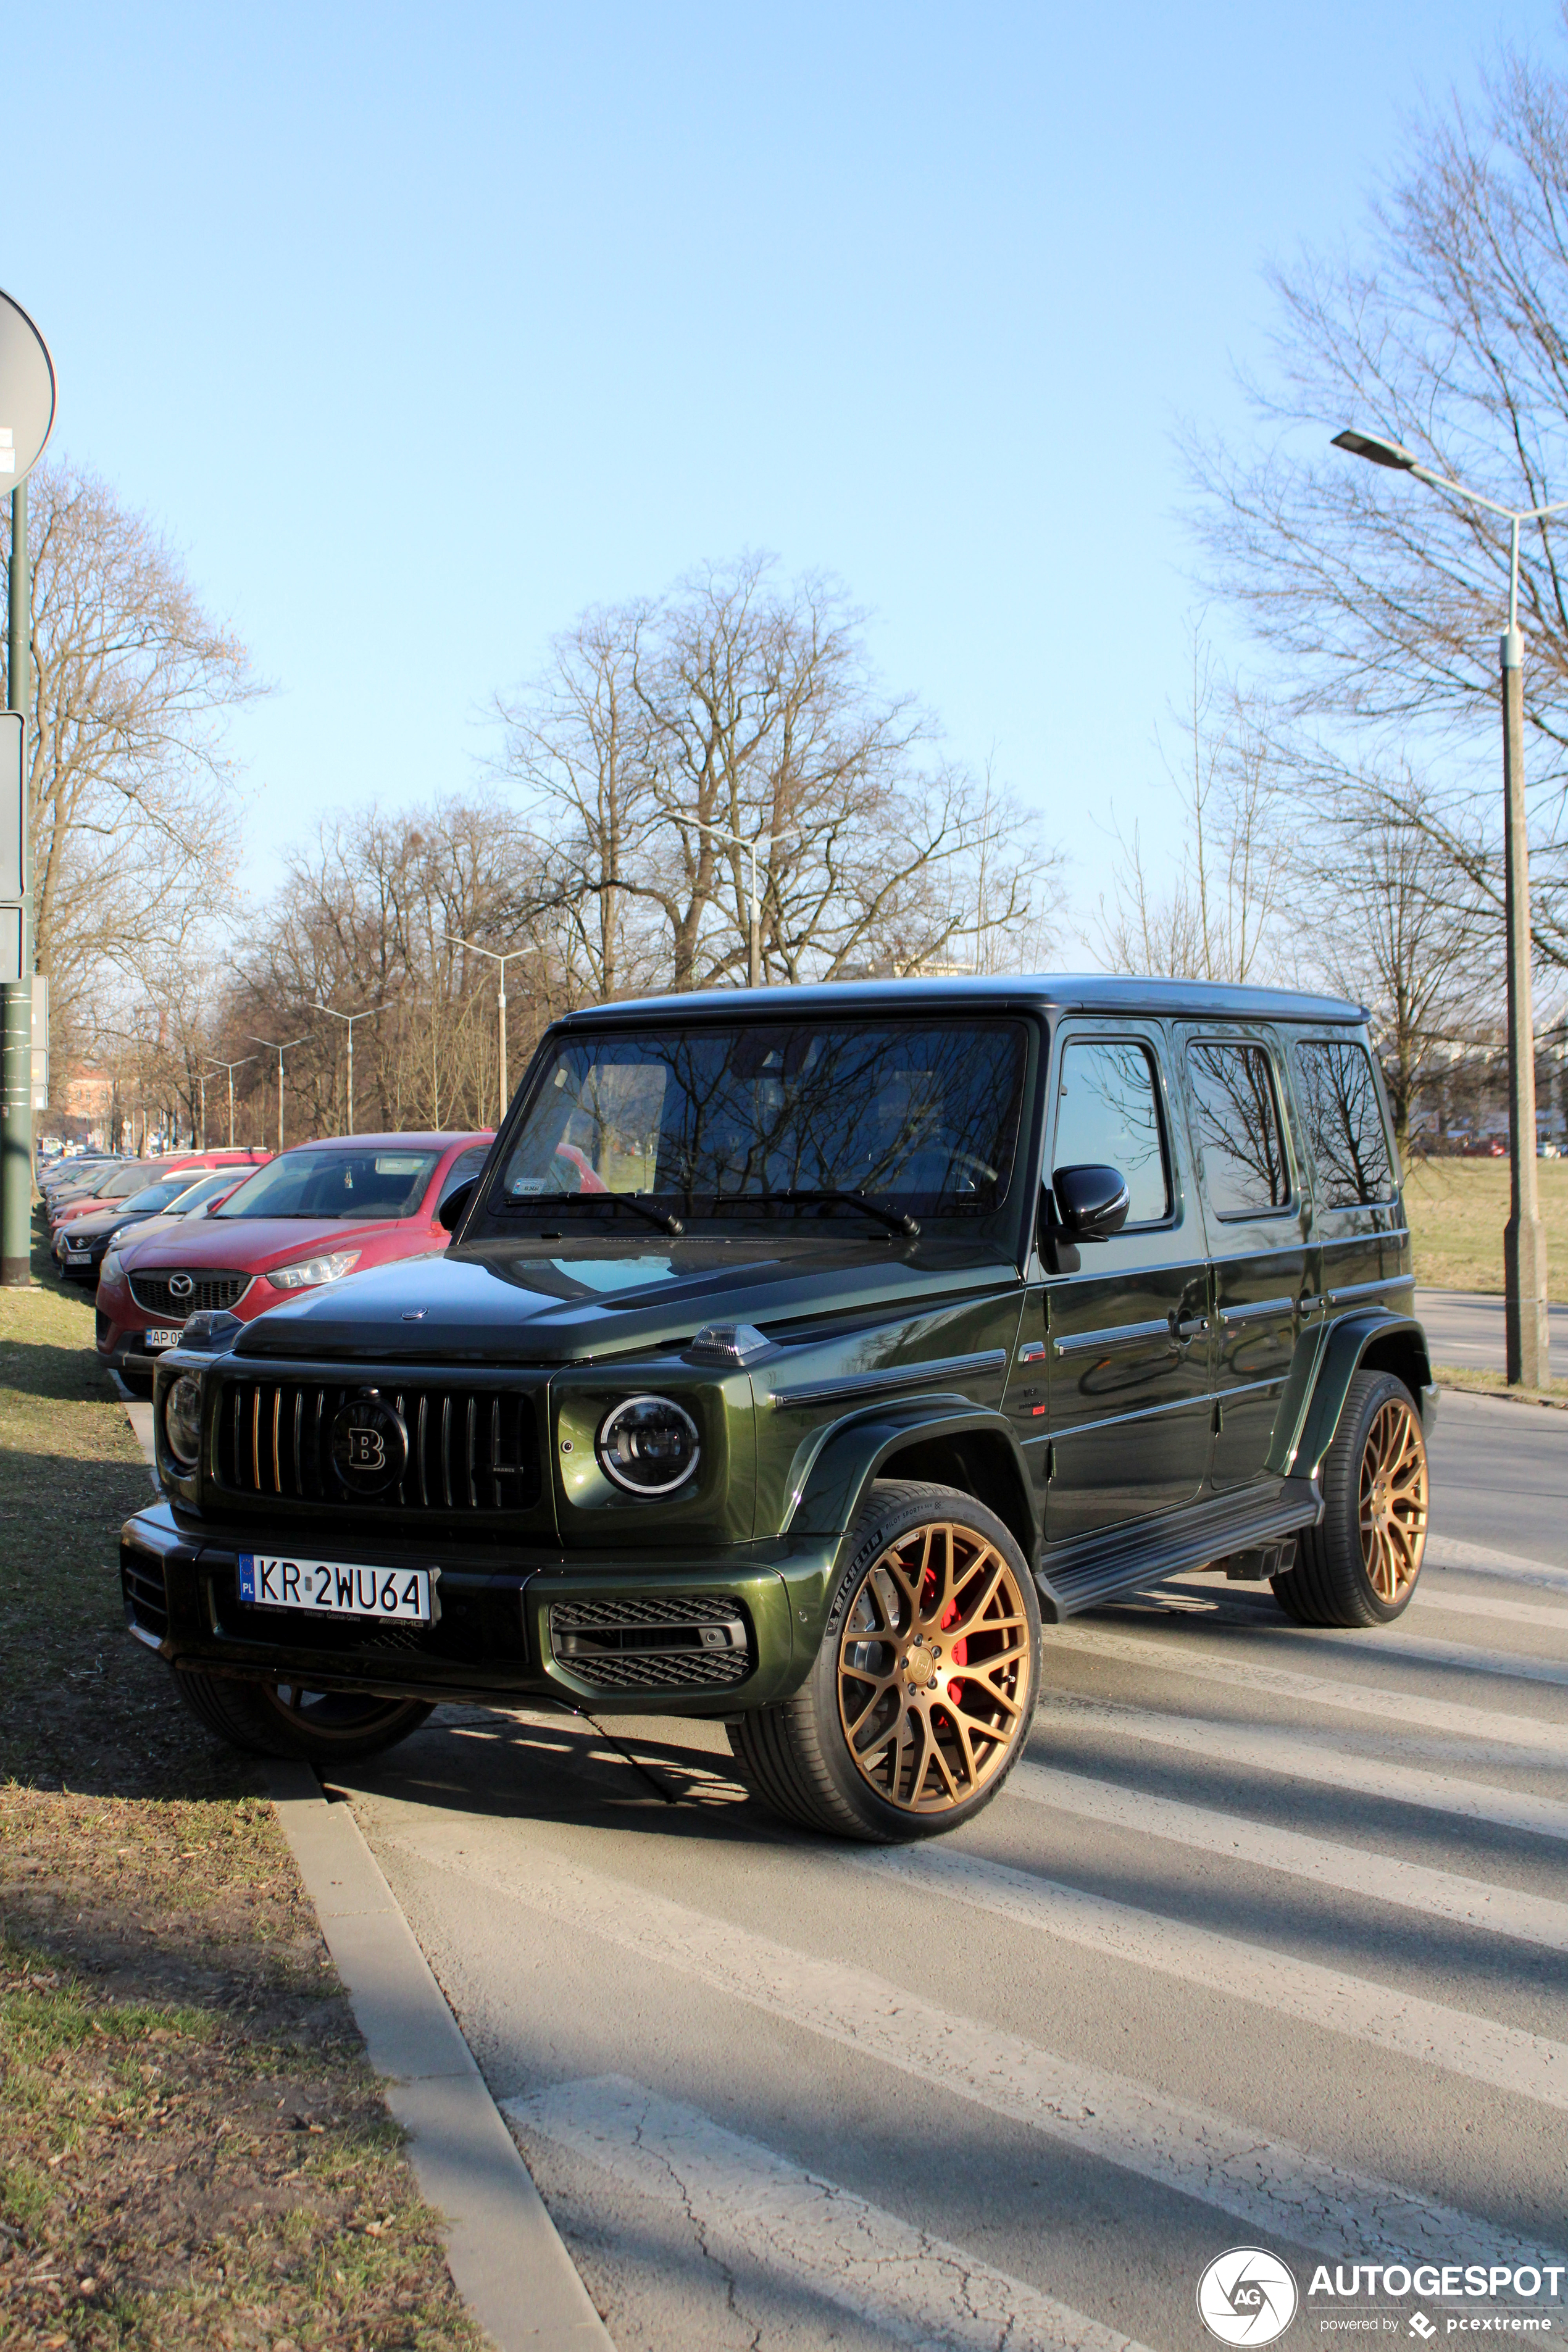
[497,554,1062,994]
[1184,23,1568,970]
[3,462,261,1088]
[1096,633,1293,984]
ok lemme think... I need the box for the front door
[1179,1027,1311,1490]
[1043,1024,1212,1542]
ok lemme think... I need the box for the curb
[264,1762,612,2352]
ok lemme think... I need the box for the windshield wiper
[765,1188,920,1237]
[592,1191,685,1237]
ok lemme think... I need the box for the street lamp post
[693,821,798,988]
[244,1034,311,1155]
[313,1002,383,1135]
[205,1056,256,1150]
[1333,429,1557,1386]
[454,941,526,1120]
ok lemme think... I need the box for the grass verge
[1,1232,484,2351]
[1404,1157,1568,1298]
[1430,1362,1568,1409]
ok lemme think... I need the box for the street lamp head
[1332,428,1420,472]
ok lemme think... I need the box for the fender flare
[783,1395,1037,1561]
[1287,1311,1433,1482]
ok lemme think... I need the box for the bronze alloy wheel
[1358,1393,1428,1603]
[172,1667,433,1761]
[836,1517,1032,1814]
[1272,1368,1429,1627]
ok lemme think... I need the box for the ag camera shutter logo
[1198,2248,1299,2345]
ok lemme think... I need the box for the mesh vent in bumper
[121,1553,169,1640]
[549,1593,753,1691]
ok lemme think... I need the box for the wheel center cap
[904,1641,940,1691]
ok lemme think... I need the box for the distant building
[64,1065,113,1120]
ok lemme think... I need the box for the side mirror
[438,1178,477,1233]
[1051,1164,1130,1242]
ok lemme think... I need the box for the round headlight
[162,1374,204,1472]
[596,1395,701,1496]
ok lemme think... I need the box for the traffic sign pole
[1,478,31,1284]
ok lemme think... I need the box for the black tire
[1271,1369,1428,1628]
[172,1668,435,1762]
[728,1479,1041,1842]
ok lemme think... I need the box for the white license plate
[238,1556,433,1622]
[144,1327,185,1349]
[67,1248,90,1262]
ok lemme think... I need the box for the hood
[59,1204,164,1246]
[125,1214,424,1275]
[234,1230,1019,1364]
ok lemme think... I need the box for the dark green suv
[123,977,1432,1842]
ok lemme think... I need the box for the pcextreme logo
[1199,2248,1301,2345]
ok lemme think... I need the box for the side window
[1186,1041,1290,1217]
[1293,1040,1396,1207]
[1053,1039,1170,1226]
[438,1145,491,1205]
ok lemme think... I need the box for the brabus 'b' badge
[329,1394,407,1496]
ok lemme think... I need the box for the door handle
[1170,1312,1209,1340]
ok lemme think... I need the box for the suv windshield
[216,1148,440,1220]
[120,1179,200,1214]
[494,1020,1028,1218]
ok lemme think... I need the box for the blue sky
[2,1,1537,952]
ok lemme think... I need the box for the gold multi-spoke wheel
[837,1519,1032,1814]
[728,1479,1041,1841]
[1357,1393,1428,1603]
[1272,1369,1429,1628]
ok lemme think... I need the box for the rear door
[1043,1023,1212,1541]
[1178,1025,1311,1490]
[1287,1032,1404,1306]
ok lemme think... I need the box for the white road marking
[1010,1759,1568,1952]
[1030,1695,1568,1841]
[1299,1625,1568,1691]
[387,1829,1559,2271]
[854,1843,1568,2109]
[1424,1539,1568,1594]
[1411,1588,1568,1632]
[506,2074,1154,2352]
[1050,1624,1568,1756]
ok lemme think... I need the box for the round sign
[330,1392,407,1498]
[1197,2249,1298,2346]
[0,291,56,491]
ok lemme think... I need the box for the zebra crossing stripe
[853,1841,1568,2109]
[1409,1588,1568,1632]
[1049,1624,1568,1757]
[1029,1694,1568,1841]
[386,1829,1561,2272]
[506,2074,1156,2352]
[1009,1758,1568,1953]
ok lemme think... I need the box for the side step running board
[1034,1477,1323,1622]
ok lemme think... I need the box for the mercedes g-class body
[123,978,1432,1843]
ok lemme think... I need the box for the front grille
[121,1552,169,1639]
[130,1270,250,1317]
[550,1594,753,1691]
[215,1377,541,1513]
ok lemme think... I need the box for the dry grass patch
[1403,1157,1568,1299]
[0,1242,485,2351]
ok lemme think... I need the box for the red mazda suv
[95,1133,493,1385]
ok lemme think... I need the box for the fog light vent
[550,1594,753,1690]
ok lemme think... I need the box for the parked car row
[78,1132,492,1385]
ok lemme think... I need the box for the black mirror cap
[1052,1164,1130,1241]
[438,1178,477,1234]
[180,1308,243,1353]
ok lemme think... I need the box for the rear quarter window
[1186,1040,1291,1217]
[1293,1038,1397,1206]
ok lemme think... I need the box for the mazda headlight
[596,1395,701,1495]
[102,1249,123,1284]
[162,1374,204,1472]
[266,1249,361,1292]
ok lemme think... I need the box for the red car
[95,1132,493,1385]
[51,1148,269,1233]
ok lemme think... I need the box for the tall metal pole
[228,1067,235,1148]
[1501,541,1549,1385]
[1,481,31,1287]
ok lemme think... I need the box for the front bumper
[120,1502,840,1717]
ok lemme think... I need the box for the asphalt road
[1416,1286,1568,1372]
[339,1391,1568,2352]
